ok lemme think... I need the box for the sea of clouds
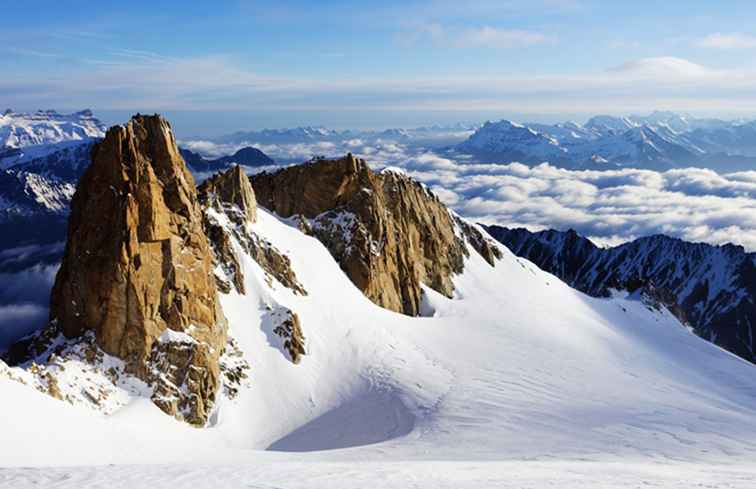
[184,137,756,252]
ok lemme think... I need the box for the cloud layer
[398,160,756,251]
[184,134,756,252]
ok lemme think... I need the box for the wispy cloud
[6,50,756,116]
[402,23,554,49]
[698,33,756,49]
[3,47,64,58]
[456,26,555,48]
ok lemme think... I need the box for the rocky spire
[198,164,257,224]
[48,114,227,425]
[251,154,500,316]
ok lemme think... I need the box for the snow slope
[1,208,756,486]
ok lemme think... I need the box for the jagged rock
[200,166,306,296]
[0,359,9,379]
[149,330,221,425]
[198,165,257,224]
[455,218,503,266]
[46,114,227,425]
[251,154,498,316]
[267,308,306,364]
[43,371,62,400]
[219,337,250,399]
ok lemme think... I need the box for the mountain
[2,116,756,487]
[251,154,500,316]
[455,120,569,165]
[213,124,476,148]
[216,126,345,145]
[0,111,276,357]
[454,112,756,170]
[0,109,106,169]
[484,225,756,364]
[0,110,274,228]
[180,146,275,174]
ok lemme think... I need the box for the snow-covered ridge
[486,225,756,364]
[455,111,756,170]
[0,109,105,171]
[0,109,105,150]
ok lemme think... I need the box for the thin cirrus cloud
[6,45,756,117]
[698,33,756,49]
[401,23,555,49]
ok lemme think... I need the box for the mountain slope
[0,115,756,470]
[485,226,756,364]
[3,203,756,465]
[1,115,756,487]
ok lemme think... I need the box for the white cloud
[186,129,756,252]
[456,27,554,48]
[608,57,713,79]
[378,153,756,251]
[698,33,756,49]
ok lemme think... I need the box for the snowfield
[1,208,755,487]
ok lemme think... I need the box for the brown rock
[198,164,257,224]
[268,308,306,364]
[48,114,227,425]
[251,154,499,316]
[200,166,306,296]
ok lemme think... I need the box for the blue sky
[4,0,756,135]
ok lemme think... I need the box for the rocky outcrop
[47,114,227,425]
[199,166,306,296]
[266,307,306,364]
[251,154,499,316]
[198,164,257,224]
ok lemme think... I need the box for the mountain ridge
[484,225,756,364]
[454,111,756,171]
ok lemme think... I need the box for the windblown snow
[1,208,755,487]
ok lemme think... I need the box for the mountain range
[453,111,756,171]
[2,115,756,482]
[215,123,476,148]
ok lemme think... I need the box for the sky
[4,0,756,136]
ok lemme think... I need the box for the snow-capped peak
[0,109,105,170]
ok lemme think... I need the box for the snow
[1,208,756,487]
[0,110,105,169]
[158,328,198,345]
[456,112,716,168]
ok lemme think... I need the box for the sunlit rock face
[48,114,227,425]
[251,154,500,316]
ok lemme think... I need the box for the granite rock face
[48,114,227,424]
[251,154,499,316]
[199,166,306,296]
[198,164,257,224]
